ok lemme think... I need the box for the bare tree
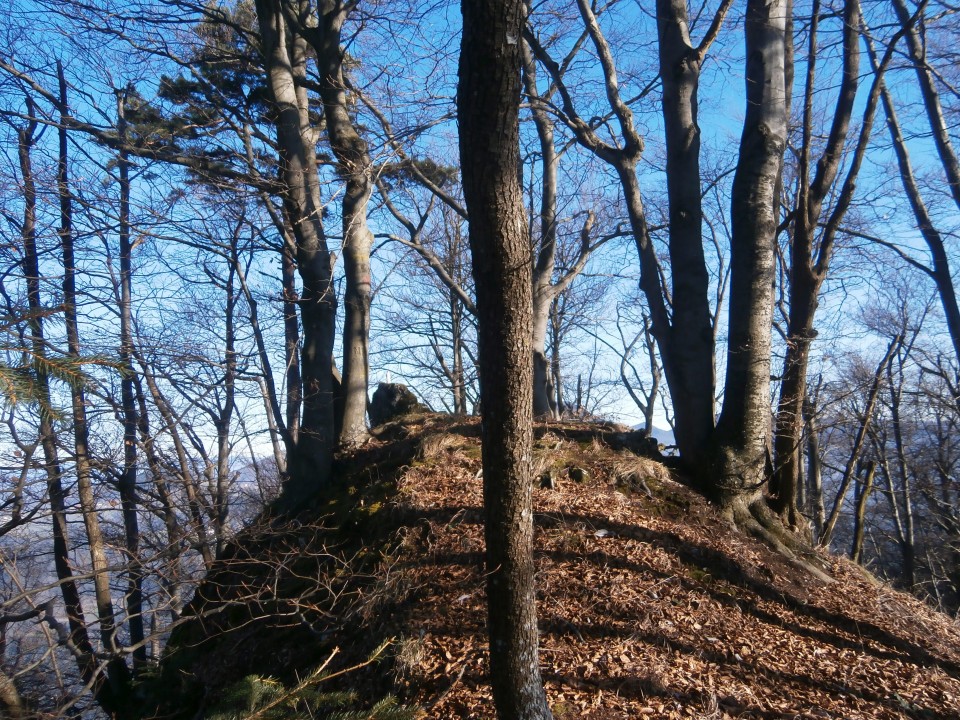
[254,0,338,491]
[458,0,553,714]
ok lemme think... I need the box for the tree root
[728,496,834,584]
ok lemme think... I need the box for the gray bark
[771,0,861,527]
[300,1,375,446]
[255,0,337,490]
[710,0,788,507]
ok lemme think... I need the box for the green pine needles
[206,643,418,720]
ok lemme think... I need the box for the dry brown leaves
[374,417,960,719]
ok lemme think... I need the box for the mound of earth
[139,414,960,719]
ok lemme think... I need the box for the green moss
[689,567,714,585]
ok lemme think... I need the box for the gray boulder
[369,383,422,426]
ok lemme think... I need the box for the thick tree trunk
[307,2,374,446]
[709,0,788,508]
[656,0,716,466]
[255,0,337,490]
[458,0,553,716]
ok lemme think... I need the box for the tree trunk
[709,0,788,509]
[525,4,718,466]
[656,0,717,466]
[451,292,469,414]
[57,65,132,708]
[458,0,553,716]
[819,333,902,548]
[116,94,146,669]
[850,460,876,564]
[136,356,215,568]
[133,374,185,618]
[771,0,860,527]
[871,41,960,374]
[890,0,960,213]
[523,39,560,420]
[18,98,101,701]
[804,395,825,538]
[281,233,301,452]
[255,0,337,490]
[213,248,238,555]
[304,1,374,446]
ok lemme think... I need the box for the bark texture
[655,0,718,465]
[710,0,788,508]
[458,0,553,716]
[771,0,861,527]
[302,0,375,446]
[255,0,337,491]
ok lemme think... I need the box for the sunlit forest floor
[147,414,960,719]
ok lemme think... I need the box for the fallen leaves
[380,417,960,718]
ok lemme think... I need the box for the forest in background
[0,0,957,716]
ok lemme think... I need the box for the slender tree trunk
[887,355,917,588]
[819,333,902,547]
[459,0,553,715]
[451,293,468,414]
[522,39,560,419]
[890,0,960,213]
[550,298,564,416]
[18,99,100,699]
[281,234,301,450]
[115,94,146,669]
[804,395,825,538]
[870,40,960,372]
[771,0,861,527]
[213,251,238,554]
[136,356,215,568]
[850,460,876,564]
[525,4,718,467]
[58,64,131,707]
[255,0,337,490]
[133,375,185,618]
[233,256,289,473]
[709,0,788,509]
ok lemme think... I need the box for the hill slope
[144,414,960,719]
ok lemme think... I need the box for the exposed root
[729,497,834,584]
